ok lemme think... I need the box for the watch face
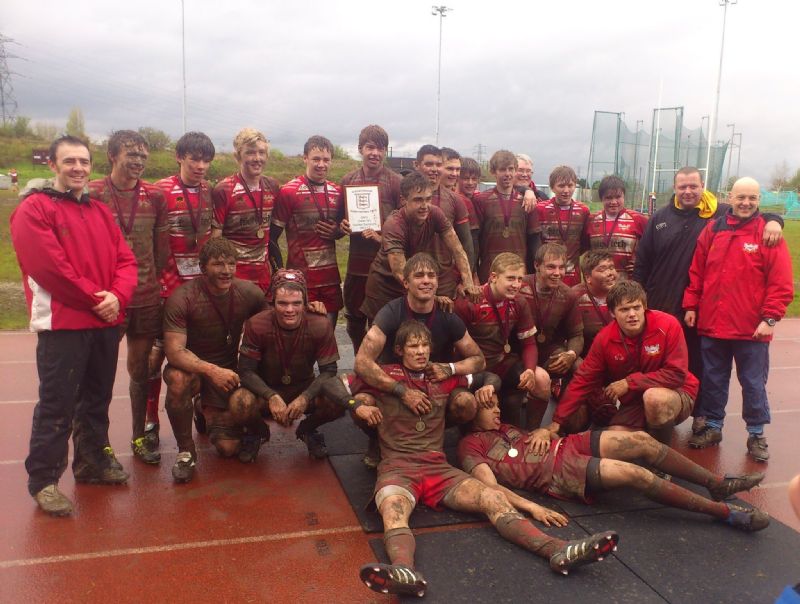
[766,319,776,326]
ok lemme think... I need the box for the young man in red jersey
[585,175,647,278]
[339,125,402,352]
[543,280,697,445]
[212,128,281,292]
[324,321,618,597]
[271,135,345,327]
[474,150,541,282]
[454,253,550,429]
[148,132,217,442]
[535,165,590,286]
[89,130,169,464]
[460,400,769,535]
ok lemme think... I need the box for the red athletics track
[0,321,798,603]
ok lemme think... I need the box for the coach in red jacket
[10,136,138,517]
[531,280,698,450]
[683,177,793,461]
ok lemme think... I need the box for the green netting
[763,190,800,217]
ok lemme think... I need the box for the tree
[33,121,59,141]
[65,107,86,139]
[332,144,351,160]
[0,116,33,138]
[770,160,790,192]
[137,127,172,151]
[788,167,800,193]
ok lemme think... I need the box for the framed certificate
[344,185,381,233]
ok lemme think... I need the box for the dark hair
[534,242,567,265]
[49,135,91,164]
[460,157,481,178]
[441,147,461,162]
[416,144,441,162]
[598,175,626,199]
[403,252,440,280]
[675,166,703,184]
[580,249,615,276]
[107,130,148,161]
[176,131,215,161]
[607,280,647,312]
[304,135,334,156]
[549,165,577,188]
[400,171,431,200]
[358,125,388,151]
[489,150,516,173]
[199,237,237,269]
[394,320,432,351]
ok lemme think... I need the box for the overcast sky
[4,0,799,186]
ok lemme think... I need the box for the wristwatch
[763,318,777,327]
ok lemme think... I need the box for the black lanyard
[106,177,141,236]
[201,280,235,346]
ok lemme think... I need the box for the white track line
[0,525,364,569]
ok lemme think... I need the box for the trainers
[131,436,161,465]
[549,531,619,575]
[172,451,196,483]
[297,429,328,459]
[359,563,427,597]
[724,503,770,531]
[74,460,129,485]
[143,422,160,448]
[238,434,263,463]
[103,446,124,471]
[362,435,381,470]
[691,416,707,435]
[708,472,765,501]
[747,435,770,462]
[688,426,722,449]
[34,484,73,517]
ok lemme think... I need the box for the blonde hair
[490,252,525,275]
[233,128,269,161]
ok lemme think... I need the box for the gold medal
[256,228,265,239]
[508,447,519,458]
[537,333,546,344]
[503,342,511,354]
[502,227,510,238]
[415,420,426,432]
[281,374,291,385]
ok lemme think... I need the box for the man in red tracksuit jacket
[10,136,138,517]
[683,177,794,461]
[532,280,698,449]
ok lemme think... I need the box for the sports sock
[384,527,415,568]
[146,375,162,424]
[646,419,674,446]
[652,443,720,488]
[494,512,564,559]
[166,397,196,456]
[130,379,149,440]
[643,476,729,519]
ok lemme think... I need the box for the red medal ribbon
[555,201,575,242]
[177,176,203,236]
[494,187,515,230]
[106,177,141,236]
[601,211,623,247]
[237,173,265,227]
[201,279,236,346]
[485,284,512,346]
[273,313,306,380]
[303,175,330,222]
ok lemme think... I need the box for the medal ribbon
[601,211,623,247]
[485,284,512,347]
[303,175,330,222]
[555,201,575,242]
[494,187,514,230]
[177,176,203,236]
[237,173,265,227]
[587,293,610,327]
[273,313,305,379]
[532,284,557,335]
[400,367,430,397]
[106,177,141,236]
[201,280,236,345]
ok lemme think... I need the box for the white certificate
[344,185,381,233]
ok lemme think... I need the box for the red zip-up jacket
[10,189,138,332]
[553,309,698,425]
[682,211,793,342]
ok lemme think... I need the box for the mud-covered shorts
[546,430,603,503]
[375,451,470,511]
[119,304,163,339]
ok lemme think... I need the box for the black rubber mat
[366,525,664,603]
[319,416,369,457]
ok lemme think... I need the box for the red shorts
[546,430,597,503]
[308,284,343,314]
[375,451,470,511]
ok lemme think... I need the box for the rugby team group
[8,123,795,597]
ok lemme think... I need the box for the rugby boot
[238,423,269,464]
[172,451,196,483]
[359,563,427,598]
[691,416,707,435]
[143,421,160,448]
[131,436,161,465]
[724,503,770,531]
[74,460,129,485]
[34,484,74,517]
[104,445,125,471]
[549,531,619,575]
[362,435,381,470]
[688,426,722,449]
[746,435,770,462]
[708,472,765,501]
[298,430,328,459]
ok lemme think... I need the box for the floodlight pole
[734,131,742,178]
[725,122,735,189]
[181,0,187,134]
[705,0,737,189]
[432,5,451,145]
[632,119,643,203]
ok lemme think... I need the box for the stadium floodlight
[725,122,735,189]
[431,5,452,145]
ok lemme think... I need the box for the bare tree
[65,107,86,139]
